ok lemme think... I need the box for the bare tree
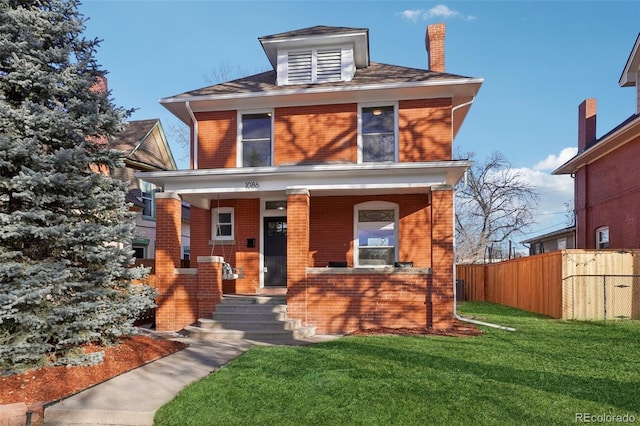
[455,151,538,264]
[202,61,258,86]
[168,62,266,164]
[564,199,576,227]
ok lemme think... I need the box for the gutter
[451,170,516,332]
[186,101,198,169]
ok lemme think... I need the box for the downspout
[186,101,198,170]
[450,121,516,331]
[451,97,476,142]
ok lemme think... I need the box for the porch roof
[137,161,470,209]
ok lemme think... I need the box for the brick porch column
[154,192,182,331]
[286,189,310,318]
[430,186,455,329]
[197,256,224,318]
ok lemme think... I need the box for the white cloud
[399,9,423,22]
[399,5,476,22]
[532,147,578,171]
[509,149,578,241]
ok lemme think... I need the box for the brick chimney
[578,98,597,152]
[426,23,446,73]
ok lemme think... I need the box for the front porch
[151,183,456,334]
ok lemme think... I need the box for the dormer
[259,26,370,86]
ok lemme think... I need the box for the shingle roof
[109,119,157,156]
[125,188,146,209]
[109,119,175,171]
[170,62,474,99]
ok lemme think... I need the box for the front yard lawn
[155,302,640,425]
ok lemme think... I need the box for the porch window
[360,105,396,163]
[354,202,398,267]
[240,112,272,167]
[596,226,609,249]
[132,245,146,259]
[213,207,234,241]
[132,238,150,259]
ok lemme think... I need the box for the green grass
[155,302,640,425]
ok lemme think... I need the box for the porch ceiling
[137,161,470,209]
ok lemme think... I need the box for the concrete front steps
[184,294,316,343]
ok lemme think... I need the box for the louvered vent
[287,51,312,83]
[316,49,342,82]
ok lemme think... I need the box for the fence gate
[562,275,640,320]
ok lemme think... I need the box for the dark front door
[264,216,287,287]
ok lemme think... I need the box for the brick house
[108,119,190,267]
[139,24,483,333]
[554,33,640,249]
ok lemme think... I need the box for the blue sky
[79,0,639,243]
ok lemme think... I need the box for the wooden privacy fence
[457,249,640,320]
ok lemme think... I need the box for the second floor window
[241,113,272,167]
[361,105,396,163]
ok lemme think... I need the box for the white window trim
[236,110,274,168]
[357,102,399,164]
[353,201,399,267]
[596,226,609,249]
[212,207,234,241]
[139,180,156,220]
[132,244,147,259]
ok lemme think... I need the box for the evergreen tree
[0,0,155,373]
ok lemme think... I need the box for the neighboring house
[139,24,483,333]
[522,226,576,255]
[109,119,187,262]
[554,33,640,249]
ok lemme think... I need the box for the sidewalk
[43,337,253,426]
[43,334,339,425]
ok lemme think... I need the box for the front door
[264,216,287,287]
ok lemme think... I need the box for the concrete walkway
[43,334,339,425]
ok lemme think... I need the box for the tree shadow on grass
[325,336,640,413]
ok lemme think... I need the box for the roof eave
[160,77,484,125]
[136,161,471,208]
[553,115,640,174]
[619,33,640,87]
[259,28,370,70]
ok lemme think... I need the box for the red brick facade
[154,193,225,331]
[399,99,452,162]
[575,134,640,249]
[196,111,237,169]
[275,104,358,165]
[288,271,429,334]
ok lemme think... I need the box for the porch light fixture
[371,108,383,116]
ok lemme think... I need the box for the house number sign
[245,181,260,189]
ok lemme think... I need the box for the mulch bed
[347,320,483,337]
[0,335,187,407]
